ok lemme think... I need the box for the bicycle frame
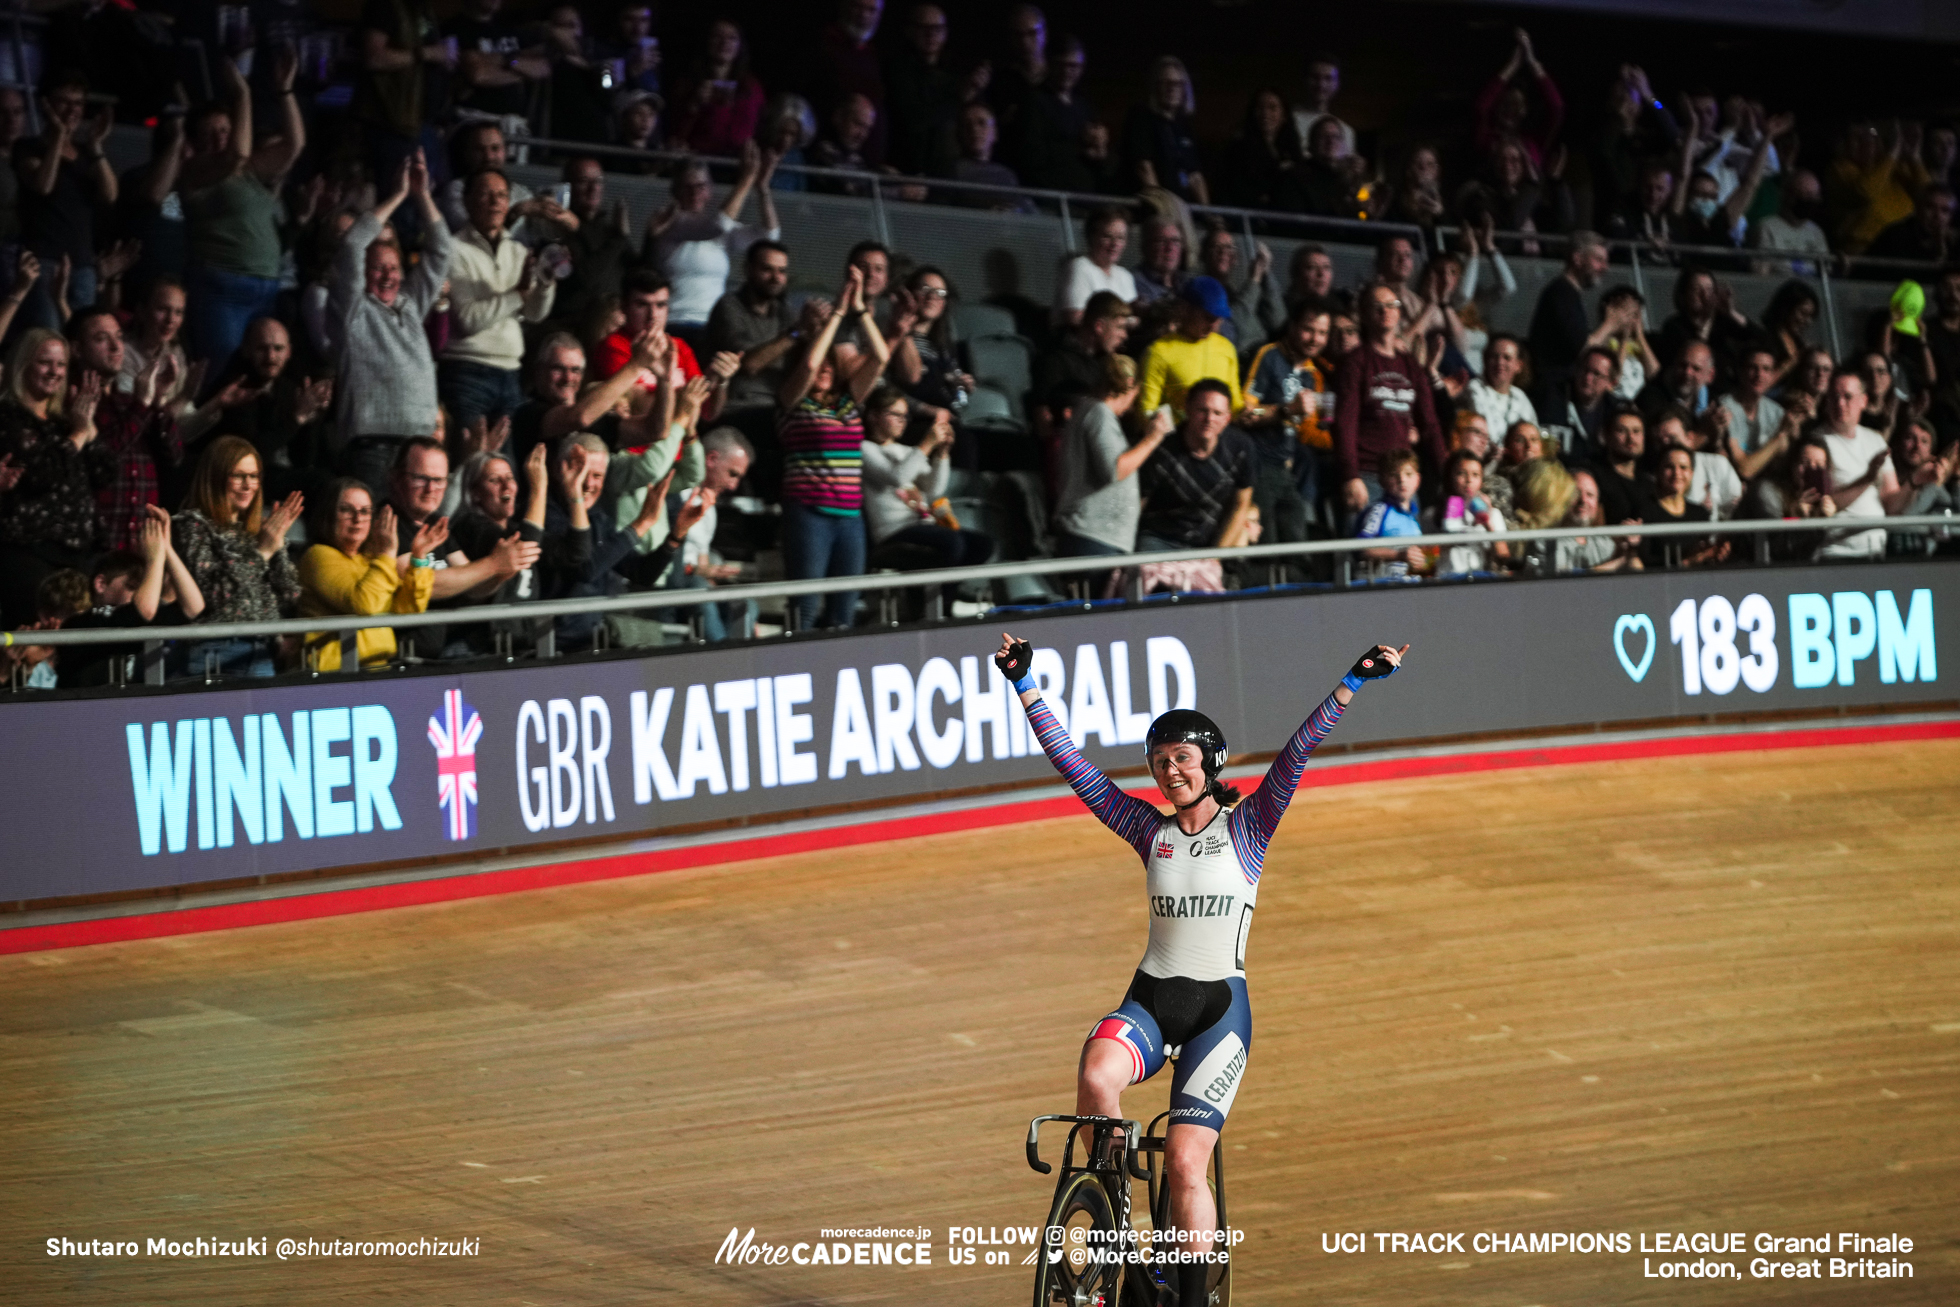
[1027,1112,1231,1306]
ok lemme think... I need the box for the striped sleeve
[1024,692,1162,864]
[1228,689,1347,881]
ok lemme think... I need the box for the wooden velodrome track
[3,733,1957,1305]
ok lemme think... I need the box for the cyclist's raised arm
[996,632,1162,864]
[1232,645,1409,868]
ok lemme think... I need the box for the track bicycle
[1024,1111,1232,1307]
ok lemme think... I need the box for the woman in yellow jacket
[298,477,438,670]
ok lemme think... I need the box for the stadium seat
[965,334,1035,420]
[951,302,1019,341]
[960,384,1023,431]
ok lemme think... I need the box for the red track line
[5,717,1956,956]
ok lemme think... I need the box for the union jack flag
[428,689,483,841]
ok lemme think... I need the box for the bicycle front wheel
[1032,1169,1124,1307]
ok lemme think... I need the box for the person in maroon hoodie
[1333,281,1446,528]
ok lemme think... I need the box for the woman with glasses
[1121,56,1207,203]
[171,436,304,678]
[887,266,978,468]
[296,478,434,671]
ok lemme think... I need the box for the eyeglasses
[336,504,373,519]
[227,471,261,485]
[401,473,446,489]
[915,286,948,299]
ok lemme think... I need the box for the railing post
[869,173,891,247]
[338,630,358,671]
[535,626,557,660]
[1058,193,1075,254]
[142,639,166,686]
[1818,261,1843,360]
[1628,240,1647,302]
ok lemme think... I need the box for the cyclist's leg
[1077,996,1167,1119]
[1163,977,1251,1302]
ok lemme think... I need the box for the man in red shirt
[1333,281,1446,529]
[593,269,738,424]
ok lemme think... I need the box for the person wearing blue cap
[1138,274,1245,421]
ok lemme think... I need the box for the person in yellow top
[1138,276,1244,420]
[298,477,437,670]
[1829,121,1927,255]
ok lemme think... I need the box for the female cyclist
[994,632,1407,1303]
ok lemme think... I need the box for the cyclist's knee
[1079,1037,1135,1094]
[1163,1128,1217,1186]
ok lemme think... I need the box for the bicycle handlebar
[1026,1114,1149,1181]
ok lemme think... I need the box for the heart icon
[1613,613,1655,683]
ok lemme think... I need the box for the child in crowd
[3,569,94,689]
[1426,448,1510,575]
[58,505,207,689]
[1354,447,1426,579]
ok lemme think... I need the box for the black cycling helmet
[1144,709,1228,778]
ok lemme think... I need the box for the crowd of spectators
[0,0,1956,690]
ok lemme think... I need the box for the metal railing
[4,515,1950,691]
[513,133,1945,288]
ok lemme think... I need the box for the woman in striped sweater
[775,263,893,629]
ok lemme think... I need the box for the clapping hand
[707,350,742,383]
[8,249,37,299]
[68,370,102,443]
[887,286,920,337]
[556,447,589,505]
[387,154,413,206]
[137,502,170,562]
[406,149,431,200]
[672,486,715,538]
[258,491,304,557]
[675,373,716,431]
[96,238,141,286]
[632,463,680,535]
[367,503,399,556]
[797,296,833,334]
[294,376,334,426]
[490,530,541,576]
[209,374,269,412]
[629,322,670,374]
[407,514,449,561]
[134,348,171,409]
[0,454,20,494]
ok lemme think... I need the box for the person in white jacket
[860,387,992,593]
[440,167,556,432]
